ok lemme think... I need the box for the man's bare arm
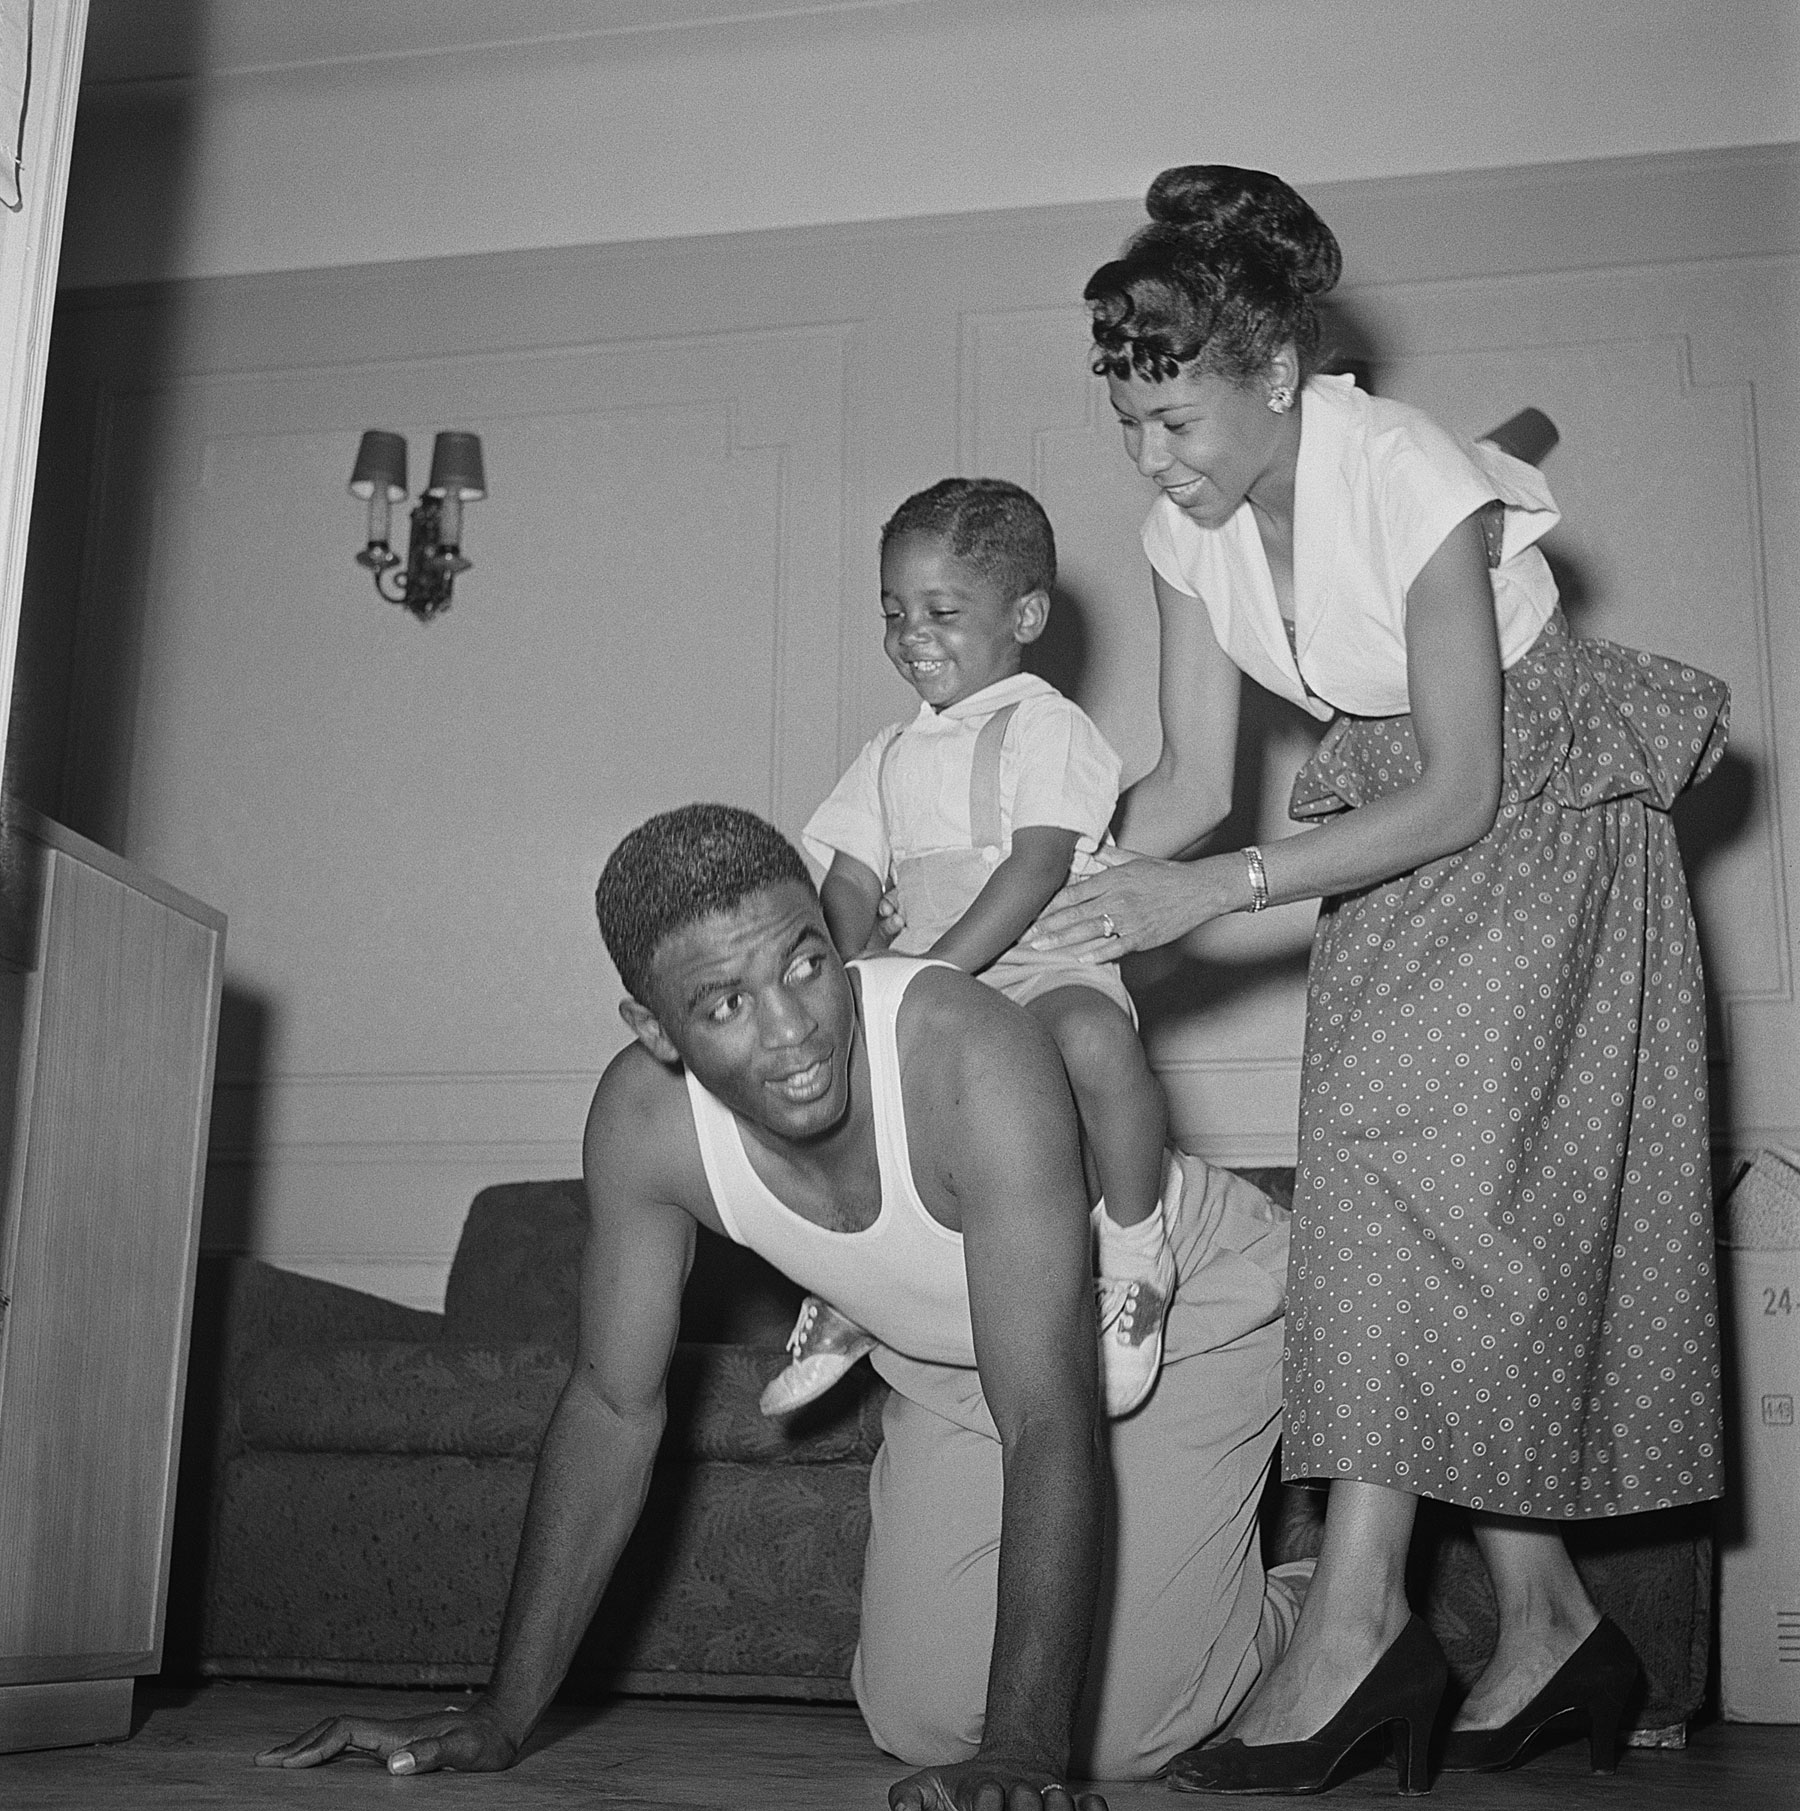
[477,1060,697,1746]
[256,1048,697,1775]
[890,975,1108,1809]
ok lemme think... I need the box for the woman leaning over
[1032,166,1729,1795]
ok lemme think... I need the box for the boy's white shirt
[802,671,1122,888]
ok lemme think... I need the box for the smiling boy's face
[880,532,1045,711]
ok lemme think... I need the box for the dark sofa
[184,1180,880,1697]
[175,1174,1713,1737]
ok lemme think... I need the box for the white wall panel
[60,327,850,1305]
[30,148,1800,1300]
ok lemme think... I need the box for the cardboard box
[1718,1149,1800,1723]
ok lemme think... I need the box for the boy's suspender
[966,701,1019,853]
[877,699,1020,859]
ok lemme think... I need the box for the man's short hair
[595,803,814,1004]
[880,477,1056,601]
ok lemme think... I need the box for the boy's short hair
[880,477,1056,600]
[595,803,814,1005]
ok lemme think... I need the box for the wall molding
[54,142,1800,329]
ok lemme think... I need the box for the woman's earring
[1267,384,1295,415]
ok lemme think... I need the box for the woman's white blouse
[1139,373,1562,720]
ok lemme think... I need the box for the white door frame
[0,0,89,789]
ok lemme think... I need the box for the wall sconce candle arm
[348,429,483,624]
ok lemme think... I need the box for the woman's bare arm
[1114,570,1242,859]
[1254,508,1503,899]
[1035,511,1503,957]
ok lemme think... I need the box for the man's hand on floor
[254,1700,519,1774]
[889,1756,1109,1811]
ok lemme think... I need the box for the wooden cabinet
[0,811,224,1751]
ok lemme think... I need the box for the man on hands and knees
[256,805,1303,1807]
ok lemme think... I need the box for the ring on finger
[1100,912,1119,939]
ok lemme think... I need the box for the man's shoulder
[886,957,1010,1029]
[589,1035,684,1116]
[885,962,1088,1242]
[889,962,1062,1104]
[583,1041,706,1206]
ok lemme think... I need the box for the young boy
[766,477,1176,1419]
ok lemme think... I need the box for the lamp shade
[426,431,486,500]
[349,430,408,501]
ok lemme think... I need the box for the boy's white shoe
[1094,1208,1178,1417]
[758,1295,878,1417]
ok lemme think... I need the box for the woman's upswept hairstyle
[880,477,1056,601]
[1085,165,1342,385]
[595,803,813,1005]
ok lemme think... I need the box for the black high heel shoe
[1167,1614,1449,1796]
[1437,1615,1639,1774]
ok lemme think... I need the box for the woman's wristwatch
[1243,844,1269,913]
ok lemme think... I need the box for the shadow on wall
[8,0,208,842]
[1675,750,1756,1186]
[199,982,278,1257]
[1319,296,1382,399]
[1026,579,1090,707]
[59,0,212,289]
[159,978,276,1681]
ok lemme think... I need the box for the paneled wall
[24,145,1799,1305]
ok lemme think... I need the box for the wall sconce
[349,429,487,623]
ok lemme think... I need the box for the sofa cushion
[239,1341,568,1460]
[238,1340,885,1465]
[205,1451,868,1693]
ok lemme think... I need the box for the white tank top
[682,955,976,1367]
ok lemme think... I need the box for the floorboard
[0,1684,1792,1809]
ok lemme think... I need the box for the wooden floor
[0,1684,1793,1809]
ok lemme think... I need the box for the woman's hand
[873,883,906,948]
[1028,847,1248,961]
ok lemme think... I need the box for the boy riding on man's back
[766,478,1177,1419]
